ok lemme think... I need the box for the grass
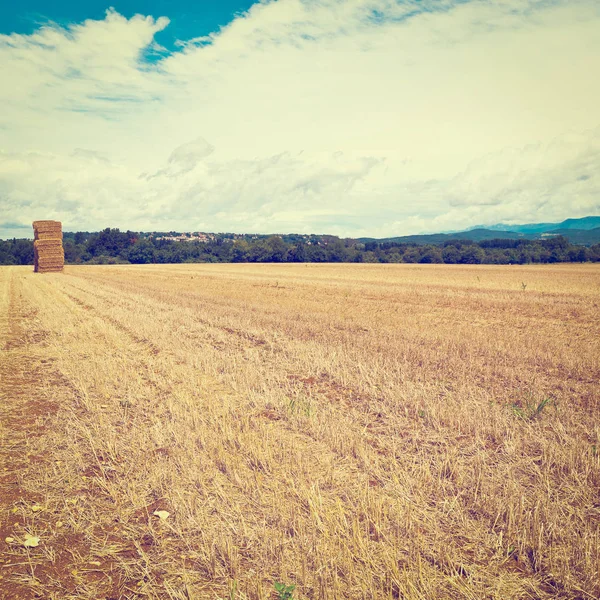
[511,396,554,420]
[0,262,599,599]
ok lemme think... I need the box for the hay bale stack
[32,221,64,273]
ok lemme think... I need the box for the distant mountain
[482,222,555,234]
[481,216,600,234]
[360,217,600,246]
[360,229,529,245]
[552,217,600,230]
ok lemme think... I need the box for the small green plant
[287,396,313,418]
[521,282,527,291]
[511,396,552,420]
[274,581,295,600]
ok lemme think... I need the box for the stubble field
[0,263,599,600]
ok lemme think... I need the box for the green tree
[442,246,460,263]
[325,239,348,262]
[289,243,307,262]
[232,240,250,262]
[248,239,272,262]
[126,239,155,264]
[459,245,485,264]
[266,236,289,262]
[419,246,443,263]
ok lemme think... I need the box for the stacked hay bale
[33,221,64,273]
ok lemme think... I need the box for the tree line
[1,228,600,266]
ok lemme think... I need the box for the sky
[0,0,599,239]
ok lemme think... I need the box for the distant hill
[360,228,528,245]
[481,222,555,234]
[481,216,600,234]
[361,217,600,246]
[551,217,600,230]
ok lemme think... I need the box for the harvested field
[0,263,599,600]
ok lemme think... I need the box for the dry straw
[1,263,599,599]
[32,220,64,273]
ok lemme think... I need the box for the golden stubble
[0,263,598,599]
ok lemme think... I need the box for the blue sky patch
[0,0,257,53]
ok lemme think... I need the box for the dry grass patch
[0,263,599,599]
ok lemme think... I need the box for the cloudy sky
[1,0,599,238]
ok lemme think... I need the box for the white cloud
[0,0,599,238]
[370,129,600,236]
[0,142,382,235]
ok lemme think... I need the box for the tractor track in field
[1,271,377,599]
[52,277,400,448]
[50,273,490,467]
[56,276,388,458]
[0,269,465,599]
[62,279,271,349]
[62,291,162,356]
